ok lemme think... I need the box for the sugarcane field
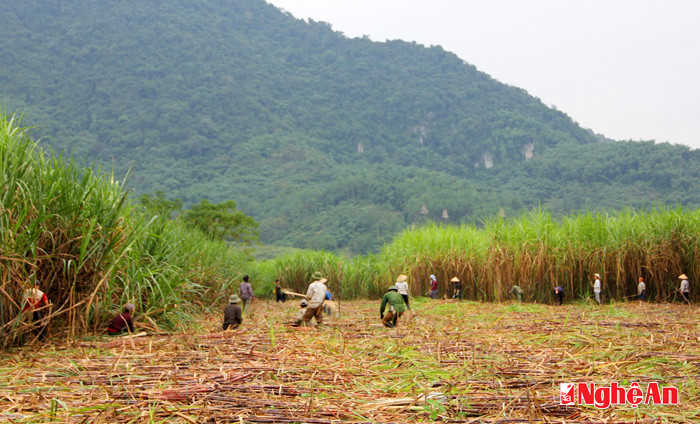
[2,297,698,423]
[3,112,700,423]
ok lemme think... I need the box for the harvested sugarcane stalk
[0,301,696,423]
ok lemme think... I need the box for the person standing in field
[553,286,564,305]
[223,294,242,330]
[427,274,439,299]
[107,303,136,335]
[395,274,410,309]
[679,274,690,304]
[637,277,646,301]
[275,279,286,303]
[23,279,50,341]
[239,275,254,313]
[592,273,602,305]
[451,277,462,300]
[380,285,407,328]
[301,271,328,326]
[510,285,524,302]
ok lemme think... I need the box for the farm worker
[678,274,690,304]
[323,289,334,315]
[451,277,462,300]
[301,271,328,326]
[239,275,254,314]
[637,277,646,301]
[427,274,439,299]
[275,279,286,303]
[293,299,308,326]
[395,274,410,309]
[553,286,564,305]
[23,279,50,341]
[592,273,602,305]
[380,285,407,328]
[510,285,524,302]
[107,303,135,335]
[223,295,242,330]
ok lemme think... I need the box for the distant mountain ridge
[2,0,699,253]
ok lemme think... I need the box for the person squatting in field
[380,285,407,328]
[679,274,690,304]
[23,279,50,341]
[427,274,438,299]
[395,274,410,309]
[223,294,242,330]
[592,273,602,305]
[510,285,524,302]
[301,271,327,326]
[323,288,334,315]
[553,286,564,305]
[107,303,135,335]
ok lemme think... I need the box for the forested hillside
[2,0,700,252]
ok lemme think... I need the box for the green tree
[182,199,259,244]
[139,191,183,219]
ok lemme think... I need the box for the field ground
[1,299,698,423]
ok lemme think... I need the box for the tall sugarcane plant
[379,208,700,303]
[1,112,249,347]
[1,113,133,345]
[261,207,700,304]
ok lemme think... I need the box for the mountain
[2,0,700,253]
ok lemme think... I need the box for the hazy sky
[266,0,700,149]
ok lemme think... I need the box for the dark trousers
[401,294,410,309]
[32,311,47,341]
[276,292,286,302]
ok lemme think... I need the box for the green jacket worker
[380,285,407,328]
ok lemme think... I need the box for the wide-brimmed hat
[679,274,688,279]
[450,277,460,282]
[387,285,398,292]
[429,274,436,280]
[396,274,408,282]
[229,294,241,304]
[593,273,600,278]
[312,271,323,280]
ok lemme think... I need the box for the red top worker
[23,279,50,341]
